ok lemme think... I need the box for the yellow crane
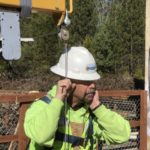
[0,0,73,60]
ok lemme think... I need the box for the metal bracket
[58,26,69,41]
[20,0,31,17]
[0,11,21,60]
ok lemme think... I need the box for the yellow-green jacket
[24,86,131,150]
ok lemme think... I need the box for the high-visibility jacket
[24,86,131,150]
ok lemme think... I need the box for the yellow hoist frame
[0,0,73,25]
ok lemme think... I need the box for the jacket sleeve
[93,104,131,145]
[24,97,64,145]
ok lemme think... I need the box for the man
[24,46,131,150]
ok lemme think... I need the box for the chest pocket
[56,114,94,149]
[41,96,94,149]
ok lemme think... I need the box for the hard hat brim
[50,66,100,81]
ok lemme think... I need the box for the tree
[69,0,98,45]
[91,0,145,78]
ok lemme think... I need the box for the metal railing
[0,90,147,150]
[99,90,147,150]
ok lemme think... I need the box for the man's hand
[89,90,101,110]
[55,79,76,101]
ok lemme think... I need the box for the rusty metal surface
[99,90,145,96]
[130,120,140,127]
[99,90,147,150]
[0,135,18,143]
[0,90,46,103]
[18,104,28,150]
[139,91,147,150]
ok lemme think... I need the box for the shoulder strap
[40,96,52,104]
[55,131,85,147]
[88,110,94,150]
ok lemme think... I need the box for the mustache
[86,89,96,94]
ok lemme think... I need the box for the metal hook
[64,10,71,26]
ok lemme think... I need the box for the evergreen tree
[92,0,145,78]
[69,0,98,45]
[0,0,145,80]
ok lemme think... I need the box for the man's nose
[89,82,96,88]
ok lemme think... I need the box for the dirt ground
[0,74,137,91]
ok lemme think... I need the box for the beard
[84,89,95,105]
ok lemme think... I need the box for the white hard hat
[50,46,100,81]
